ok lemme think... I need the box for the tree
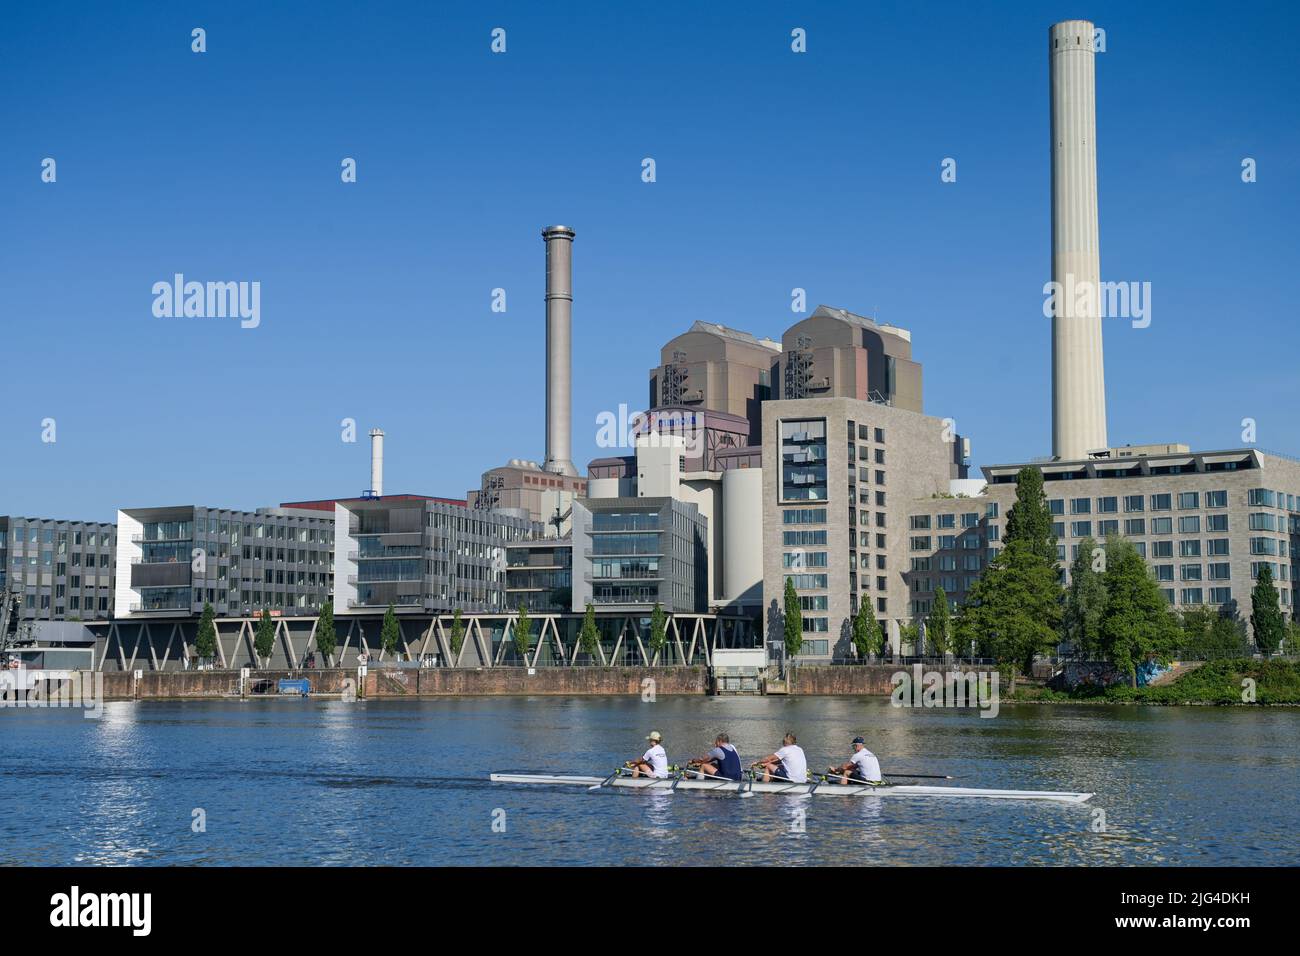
[1250,564,1285,656]
[253,609,276,666]
[648,602,667,662]
[513,603,531,661]
[851,600,882,659]
[1003,466,1057,564]
[1063,537,1107,658]
[1097,538,1181,685]
[195,602,218,662]
[782,577,803,659]
[1178,605,1249,658]
[579,602,600,662]
[900,619,922,657]
[927,588,952,656]
[957,541,1062,672]
[448,608,465,663]
[1283,620,1300,656]
[955,467,1064,673]
[315,601,336,666]
[381,604,401,658]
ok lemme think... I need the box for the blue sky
[2,0,1297,523]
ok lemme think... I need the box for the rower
[627,731,669,779]
[754,732,808,783]
[688,732,743,781]
[828,736,882,785]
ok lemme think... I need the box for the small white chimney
[369,428,385,497]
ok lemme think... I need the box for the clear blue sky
[3,0,1297,523]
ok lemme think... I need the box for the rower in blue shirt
[688,733,744,781]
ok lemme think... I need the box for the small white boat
[489,773,1093,804]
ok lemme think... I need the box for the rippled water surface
[2,697,1297,865]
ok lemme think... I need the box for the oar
[588,765,628,791]
[884,772,953,780]
[820,770,887,787]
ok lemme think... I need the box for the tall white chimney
[1050,19,1108,460]
[541,225,578,476]
[369,428,384,496]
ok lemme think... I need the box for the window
[1070,498,1091,515]
[1208,563,1231,580]
[1207,514,1229,532]
[1248,513,1276,531]
[1071,521,1092,538]
[961,513,979,529]
[910,515,931,530]
[1209,587,1232,604]
[1250,538,1277,556]
[1123,495,1145,513]
[1206,490,1228,508]
[910,536,932,551]
[1208,539,1230,556]
[1154,565,1174,582]
[1248,488,1275,507]
[1177,492,1199,510]
[1179,539,1202,557]
[783,508,827,525]
[1097,496,1118,514]
[1178,516,1201,534]
[1048,499,1064,516]
[1180,588,1203,605]
[1151,493,1172,511]
[986,503,999,518]
[1180,564,1202,581]
[937,514,955,529]
[1152,517,1173,534]
[1124,518,1146,535]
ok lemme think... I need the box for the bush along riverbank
[1014,659,1300,705]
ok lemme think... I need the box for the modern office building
[333,496,540,615]
[649,321,780,445]
[114,505,334,619]
[1,515,118,623]
[505,538,573,612]
[570,495,707,614]
[762,396,970,660]
[777,306,923,412]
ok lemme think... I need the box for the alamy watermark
[0,669,104,718]
[1043,273,1151,329]
[890,663,999,718]
[152,274,260,329]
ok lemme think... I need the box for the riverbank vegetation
[1017,659,1300,705]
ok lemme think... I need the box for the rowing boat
[489,773,1093,804]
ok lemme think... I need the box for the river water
[2,697,1296,866]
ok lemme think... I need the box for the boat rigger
[488,772,1094,804]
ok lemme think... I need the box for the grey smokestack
[542,226,578,476]
[1049,19,1108,459]
[369,427,384,496]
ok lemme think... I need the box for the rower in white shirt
[754,732,808,783]
[627,731,669,779]
[828,736,883,785]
